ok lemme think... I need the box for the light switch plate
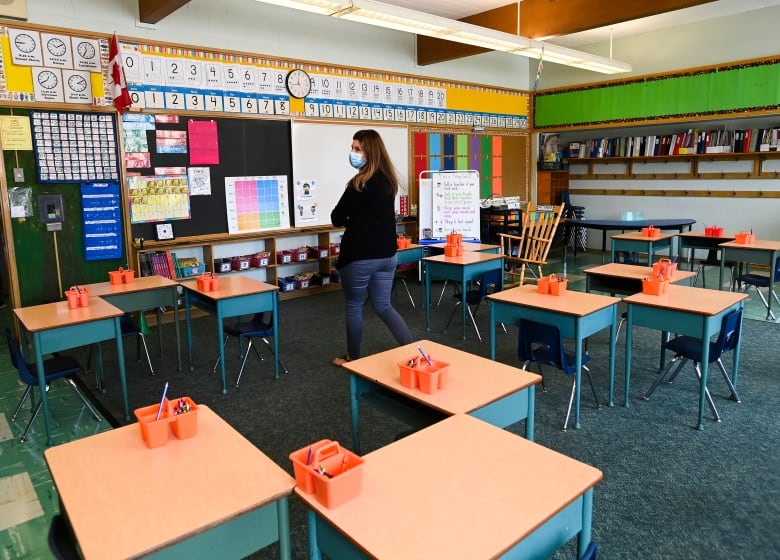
[13,168,23,182]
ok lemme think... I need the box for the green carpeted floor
[1,250,778,559]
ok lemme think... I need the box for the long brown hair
[349,129,399,196]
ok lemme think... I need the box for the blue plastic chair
[212,295,287,386]
[442,267,505,342]
[6,328,101,443]
[517,319,602,431]
[643,308,743,422]
[48,514,81,560]
[737,257,780,321]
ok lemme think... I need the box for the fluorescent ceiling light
[254,0,631,74]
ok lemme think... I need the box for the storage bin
[652,258,677,280]
[641,226,661,238]
[549,277,568,295]
[642,277,667,295]
[296,248,309,262]
[169,396,198,439]
[134,398,174,449]
[310,442,365,508]
[250,251,270,268]
[279,277,296,292]
[289,439,334,494]
[537,275,551,294]
[734,231,755,245]
[231,256,251,271]
[277,250,294,264]
[65,287,89,308]
[329,243,341,256]
[398,356,449,394]
[308,246,329,259]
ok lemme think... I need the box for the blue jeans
[339,256,413,359]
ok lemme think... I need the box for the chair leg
[63,378,102,422]
[562,378,577,432]
[137,334,155,375]
[19,400,43,443]
[400,278,415,308]
[11,386,33,421]
[692,363,721,422]
[235,340,254,387]
[716,358,741,403]
[521,361,546,392]
[436,280,449,307]
[442,301,461,334]
[258,337,289,375]
[582,365,603,410]
[466,305,481,342]
[643,356,686,400]
[212,336,231,373]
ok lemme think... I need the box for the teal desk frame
[489,287,618,426]
[183,279,279,394]
[423,253,504,339]
[15,302,128,446]
[718,240,780,321]
[95,283,182,371]
[610,233,675,264]
[677,232,735,272]
[305,493,592,560]
[624,286,747,430]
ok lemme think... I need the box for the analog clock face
[68,74,88,92]
[76,41,96,59]
[37,70,59,90]
[286,69,312,99]
[14,33,37,54]
[47,37,67,57]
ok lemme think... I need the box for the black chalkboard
[129,116,292,240]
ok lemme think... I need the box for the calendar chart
[225,175,290,234]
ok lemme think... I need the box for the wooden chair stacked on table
[499,203,565,286]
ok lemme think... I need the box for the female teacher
[330,129,413,366]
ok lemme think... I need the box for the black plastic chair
[694,249,737,290]
[48,514,81,560]
[736,256,780,321]
[517,319,602,431]
[6,328,101,443]
[643,308,743,422]
[212,296,287,386]
[392,262,417,308]
[442,267,505,342]
[120,313,154,375]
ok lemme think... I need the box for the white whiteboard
[290,122,409,227]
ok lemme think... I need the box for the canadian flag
[108,33,132,114]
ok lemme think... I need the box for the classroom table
[395,243,424,265]
[677,231,736,272]
[718,239,780,321]
[297,414,603,560]
[488,285,619,425]
[44,405,295,559]
[585,263,696,296]
[623,284,748,430]
[564,218,696,262]
[427,241,501,254]
[13,298,128,446]
[422,252,504,339]
[610,231,677,264]
[182,275,280,394]
[84,275,182,371]
[342,339,541,452]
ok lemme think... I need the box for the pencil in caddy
[290,440,364,508]
[398,345,450,394]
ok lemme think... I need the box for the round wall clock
[285,68,311,99]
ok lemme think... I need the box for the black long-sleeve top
[331,172,397,269]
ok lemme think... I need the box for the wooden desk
[585,263,696,296]
[182,276,280,393]
[342,339,541,452]
[84,275,182,371]
[422,252,504,339]
[488,285,619,425]
[298,414,603,560]
[623,284,748,430]
[718,239,780,321]
[564,217,695,262]
[13,298,127,445]
[677,231,736,272]
[428,241,501,253]
[610,231,677,265]
[44,405,295,559]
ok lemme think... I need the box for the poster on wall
[128,175,191,223]
[224,175,290,234]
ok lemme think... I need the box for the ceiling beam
[417,0,715,66]
[519,0,718,39]
[417,3,519,66]
[138,0,191,24]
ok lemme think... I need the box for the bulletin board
[290,122,409,227]
[127,115,292,241]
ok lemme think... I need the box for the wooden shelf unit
[132,221,418,301]
[536,170,568,204]
[566,151,780,181]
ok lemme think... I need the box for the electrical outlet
[13,168,24,182]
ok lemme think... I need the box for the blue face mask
[349,151,366,169]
